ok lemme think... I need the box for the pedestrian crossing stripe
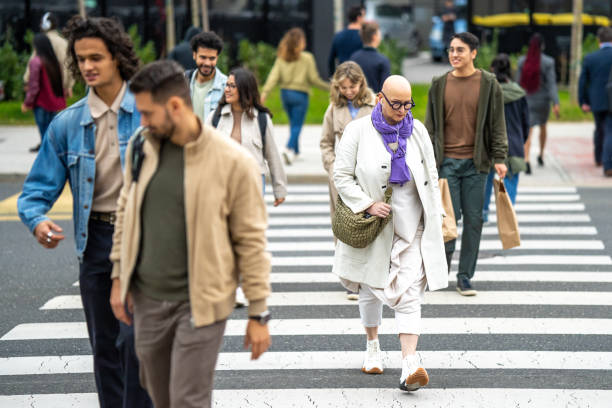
[265,193,583,203]
[2,350,611,376]
[266,203,587,213]
[3,318,612,340]
[264,185,579,194]
[1,389,610,408]
[34,290,612,311]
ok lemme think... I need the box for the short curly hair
[63,15,141,82]
[190,31,223,54]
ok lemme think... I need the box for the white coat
[332,115,449,291]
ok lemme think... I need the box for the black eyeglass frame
[380,91,415,111]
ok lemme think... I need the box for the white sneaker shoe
[399,354,429,391]
[361,339,383,374]
[282,148,294,165]
[235,287,247,308]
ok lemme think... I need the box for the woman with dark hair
[207,67,287,307]
[261,27,329,165]
[483,54,530,222]
[517,33,560,173]
[22,33,67,152]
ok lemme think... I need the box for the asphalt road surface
[1,182,611,407]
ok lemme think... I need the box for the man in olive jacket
[425,32,507,296]
[109,61,271,407]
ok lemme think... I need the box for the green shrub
[582,33,599,60]
[475,29,499,71]
[128,24,157,65]
[237,39,277,84]
[379,38,408,75]
[0,29,30,101]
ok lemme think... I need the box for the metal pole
[78,0,86,17]
[166,0,176,51]
[201,0,209,31]
[191,0,200,27]
[569,0,583,104]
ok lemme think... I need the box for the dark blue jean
[603,113,612,171]
[79,219,153,408]
[281,89,309,154]
[482,169,520,221]
[33,106,57,142]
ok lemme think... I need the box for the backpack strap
[211,107,222,128]
[185,68,194,80]
[257,111,267,152]
[130,127,146,183]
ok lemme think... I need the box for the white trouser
[358,229,427,335]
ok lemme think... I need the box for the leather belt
[89,211,116,225]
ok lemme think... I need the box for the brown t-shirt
[443,70,481,159]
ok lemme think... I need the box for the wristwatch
[248,310,271,325]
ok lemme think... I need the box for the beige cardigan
[206,105,287,199]
[110,122,271,326]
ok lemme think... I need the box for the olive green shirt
[133,140,189,301]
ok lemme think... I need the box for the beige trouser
[132,289,226,408]
[327,171,338,221]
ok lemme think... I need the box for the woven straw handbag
[331,186,393,248]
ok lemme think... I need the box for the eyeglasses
[446,46,468,55]
[381,91,415,111]
[225,83,237,89]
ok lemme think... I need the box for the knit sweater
[261,51,329,98]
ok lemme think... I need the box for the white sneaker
[235,287,247,308]
[361,339,383,374]
[282,148,294,165]
[399,354,429,391]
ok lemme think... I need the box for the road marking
[4,318,612,340]
[267,204,586,214]
[0,393,98,408]
[0,186,73,217]
[265,185,578,194]
[267,271,612,283]
[2,351,610,376]
[265,194,581,203]
[38,290,612,311]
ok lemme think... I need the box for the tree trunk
[166,0,176,52]
[334,0,343,33]
[77,0,86,17]
[569,0,583,105]
[201,0,209,32]
[191,0,200,27]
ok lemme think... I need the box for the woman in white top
[333,75,448,392]
[207,67,287,306]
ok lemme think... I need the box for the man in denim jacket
[17,16,152,408]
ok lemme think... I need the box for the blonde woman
[261,27,329,165]
[320,61,375,300]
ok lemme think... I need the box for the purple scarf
[371,102,414,185]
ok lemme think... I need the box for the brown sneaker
[400,356,429,391]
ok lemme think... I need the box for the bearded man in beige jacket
[109,60,271,408]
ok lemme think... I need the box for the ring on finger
[46,237,52,243]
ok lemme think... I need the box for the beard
[197,63,215,77]
[148,110,175,141]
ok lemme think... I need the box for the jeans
[603,114,612,171]
[33,106,57,142]
[79,219,153,408]
[281,89,309,154]
[482,170,520,221]
[439,158,487,280]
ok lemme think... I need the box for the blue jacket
[328,29,363,77]
[579,46,612,112]
[18,88,141,259]
[189,67,227,122]
[350,47,391,93]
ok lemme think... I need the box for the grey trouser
[132,289,227,408]
[439,157,487,280]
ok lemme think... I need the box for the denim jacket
[189,67,227,121]
[18,88,141,259]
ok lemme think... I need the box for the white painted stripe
[267,204,585,214]
[38,290,612,311]
[0,394,98,408]
[265,185,578,194]
[213,389,611,408]
[3,351,608,376]
[1,390,608,408]
[267,214,592,224]
[272,255,611,266]
[266,240,605,252]
[267,226,599,238]
[72,281,79,286]
[465,255,612,265]
[265,193,581,203]
[269,271,612,283]
[4,317,611,340]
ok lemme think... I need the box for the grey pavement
[2,121,610,187]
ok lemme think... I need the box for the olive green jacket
[425,69,508,173]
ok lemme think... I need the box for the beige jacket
[332,116,448,291]
[110,122,271,326]
[320,97,375,175]
[24,30,75,93]
[206,105,287,199]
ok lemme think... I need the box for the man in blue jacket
[17,16,152,408]
[579,26,612,175]
[328,6,365,77]
[350,21,391,93]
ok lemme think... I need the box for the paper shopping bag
[493,178,521,250]
[438,178,458,243]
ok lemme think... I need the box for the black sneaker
[537,155,544,166]
[525,162,532,175]
[456,277,477,296]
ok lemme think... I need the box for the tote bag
[493,178,521,250]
